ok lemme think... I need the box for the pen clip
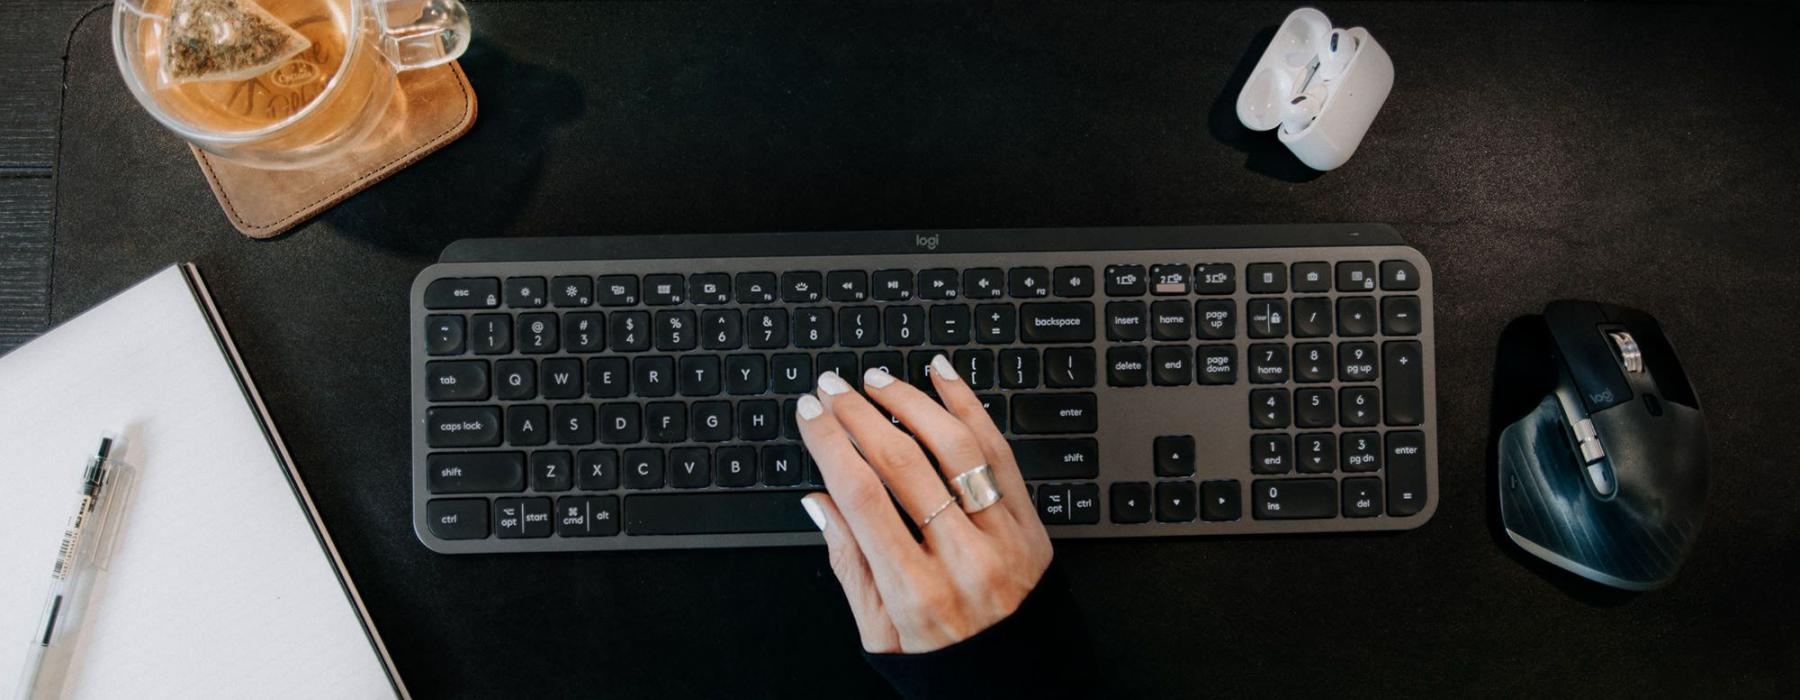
[85,460,136,573]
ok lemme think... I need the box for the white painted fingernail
[931,354,960,382]
[797,393,824,420]
[863,368,896,388]
[801,496,828,532]
[817,371,852,396]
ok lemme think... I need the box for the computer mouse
[1497,301,1708,590]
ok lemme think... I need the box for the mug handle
[373,0,472,72]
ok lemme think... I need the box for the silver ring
[950,465,1003,514]
[919,496,959,527]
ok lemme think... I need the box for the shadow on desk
[1206,26,1321,184]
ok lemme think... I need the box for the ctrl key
[427,499,490,540]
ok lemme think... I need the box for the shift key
[1011,394,1098,434]
[428,452,525,493]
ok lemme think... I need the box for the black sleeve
[862,563,1095,699]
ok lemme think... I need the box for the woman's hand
[796,354,1054,654]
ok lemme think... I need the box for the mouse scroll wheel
[1608,331,1644,373]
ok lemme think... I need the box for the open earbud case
[1236,8,1394,171]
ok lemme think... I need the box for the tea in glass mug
[113,0,470,168]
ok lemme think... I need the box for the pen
[15,436,118,700]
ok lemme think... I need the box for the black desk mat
[51,1,1800,696]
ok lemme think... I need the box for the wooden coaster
[191,62,478,239]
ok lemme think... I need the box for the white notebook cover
[0,265,403,699]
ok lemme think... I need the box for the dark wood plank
[0,177,52,350]
[0,0,102,170]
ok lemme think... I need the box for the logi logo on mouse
[914,234,940,250]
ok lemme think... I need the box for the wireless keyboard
[411,225,1439,553]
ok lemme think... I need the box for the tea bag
[162,0,311,83]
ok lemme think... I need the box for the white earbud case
[1236,8,1394,171]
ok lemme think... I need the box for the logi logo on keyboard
[913,234,940,250]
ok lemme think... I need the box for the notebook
[0,265,404,698]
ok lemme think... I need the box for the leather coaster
[190,62,478,239]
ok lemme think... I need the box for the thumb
[803,493,900,653]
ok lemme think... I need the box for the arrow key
[1110,482,1152,523]
[1201,480,1241,521]
[1156,481,1197,522]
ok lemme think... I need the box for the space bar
[624,491,820,535]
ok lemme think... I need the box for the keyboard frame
[412,224,1438,553]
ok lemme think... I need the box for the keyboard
[411,225,1439,553]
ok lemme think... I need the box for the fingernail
[797,393,824,420]
[801,495,828,531]
[863,368,896,388]
[817,371,852,396]
[930,354,960,382]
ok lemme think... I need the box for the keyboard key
[553,404,596,445]
[427,361,489,402]
[1248,343,1289,383]
[771,354,812,393]
[1201,480,1241,521]
[1009,267,1050,298]
[747,308,788,349]
[862,352,903,382]
[508,405,550,446]
[1245,263,1286,293]
[428,452,525,493]
[1294,343,1333,383]
[634,356,676,397]
[1068,483,1100,524]
[1296,433,1335,473]
[646,402,687,442]
[1380,260,1420,290]
[1386,431,1428,516]
[1103,264,1146,295]
[761,444,804,486]
[1106,346,1147,387]
[952,349,996,389]
[1193,263,1235,294]
[1246,299,1288,338]
[576,450,620,490]
[1035,485,1071,524]
[425,315,466,355]
[794,307,835,348]
[781,271,823,303]
[624,491,818,534]
[1197,345,1237,385]
[1339,342,1378,381]
[556,496,621,536]
[623,448,665,489]
[469,314,510,355]
[670,447,712,488]
[930,305,972,345]
[1341,432,1381,472]
[517,313,558,353]
[906,350,937,389]
[496,359,536,399]
[425,278,499,309]
[1382,296,1422,336]
[737,400,780,441]
[655,310,697,351]
[735,272,778,304]
[1053,266,1094,297]
[1150,300,1191,340]
[716,447,757,487]
[678,356,722,396]
[586,357,628,398]
[608,311,650,351]
[1251,434,1292,474]
[962,268,1005,299]
[1156,481,1197,522]
[1043,348,1096,388]
[552,275,593,307]
[817,270,867,302]
[885,306,927,346]
[690,401,733,442]
[1250,389,1289,429]
[1021,303,1096,343]
[597,275,640,305]
[701,309,744,350]
[871,269,915,301]
[817,352,859,387]
[600,403,641,443]
[1295,388,1334,428]
[1253,479,1337,519]
[1342,478,1383,517]
[563,312,605,352]
[1291,262,1331,292]
[974,305,1016,344]
[531,451,574,491]
[1152,346,1193,386]
[645,274,686,305]
[1106,301,1148,341]
[1195,299,1234,340]
[1292,297,1332,338]
[1110,482,1152,523]
[918,269,960,299]
[427,499,489,539]
[1009,438,1100,480]
[977,394,1006,432]
[541,358,583,399]
[427,406,502,448]
[493,497,553,537]
[1384,341,1425,426]
[1011,393,1098,434]
[1336,261,1377,292]
[1340,387,1380,427]
[1154,435,1196,476]
[506,276,547,308]
[689,273,732,304]
[1150,264,1189,295]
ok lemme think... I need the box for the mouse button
[1643,393,1663,417]
[1585,463,1617,497]
[1544,302,1634,412]
[1632,322,1699,410]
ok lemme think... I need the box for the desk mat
[51,1,1800,697]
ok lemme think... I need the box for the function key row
[1101,259,1419,296]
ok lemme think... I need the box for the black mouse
[1497,301,1707,590]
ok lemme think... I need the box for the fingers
[795,393,923,575]
[802,494,900,653]
[816,371,977,540]
[927,354,1042,530]
[863,356,1015,532]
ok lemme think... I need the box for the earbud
[1316,29,1356,81]
[1280,86,1326,134]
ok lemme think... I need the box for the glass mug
[113,0,471,169]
